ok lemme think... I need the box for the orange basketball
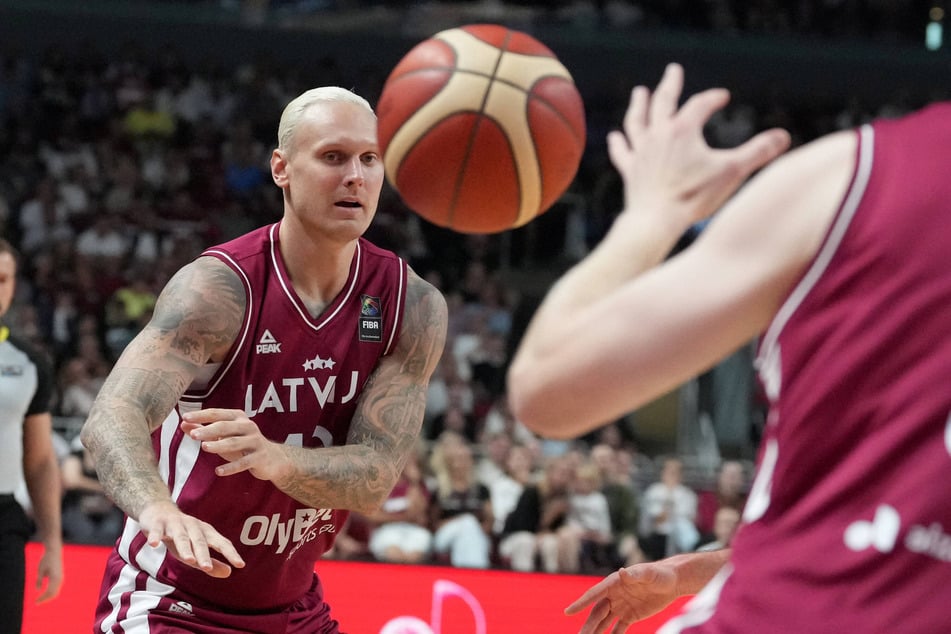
[376,24,586,234]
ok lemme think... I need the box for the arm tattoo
[278,271,448,513]
[80,257,246,518]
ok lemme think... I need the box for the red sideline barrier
[24,542,691,633]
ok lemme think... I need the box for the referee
[0,238,63,631]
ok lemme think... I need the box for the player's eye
[361,153,379,165]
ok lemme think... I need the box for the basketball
[376,24,586,234]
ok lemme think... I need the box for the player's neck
[278,223,357,318]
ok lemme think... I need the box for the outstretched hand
[139,499,245,579]
[566,561,680,634]
[609,63,791,232]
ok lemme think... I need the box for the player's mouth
[335,199,363,209]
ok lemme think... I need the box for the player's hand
[139,499,245,579]
[181,408,293,483]
[609,63,790,230]
[565,561,679,634]
[34,547,63,603]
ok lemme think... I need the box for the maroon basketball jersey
[97,223,407,620]
[665,104,951,632]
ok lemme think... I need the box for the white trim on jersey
[757,124,875,373]
[269,223,360,331]
[383,258,405,356]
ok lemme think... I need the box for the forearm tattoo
[81,257,246,518]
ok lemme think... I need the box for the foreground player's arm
[80,256,247,576]
[567,549,732,634]
[508,63,853,438]
[185,270,448,514]
[22,411,63,603]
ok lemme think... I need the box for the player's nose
[343,156,366,187]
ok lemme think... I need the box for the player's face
[0,253,16,318]
[273,101,384,241]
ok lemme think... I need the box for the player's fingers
[726,127,792,175]
[623,85,651,137]
[565,573,617,614]
[648,63,684,124]
[35,574,62,603]
[610,619,633,634]
[146,524,166,548]
[203,559,234,579]
[606,130,631,174]
[207,532,246,570]
[678,86,730,123]
[578,599,611,634]
[619,565,652,585]
[182,408,243,424]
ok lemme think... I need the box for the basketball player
[80,87,448,632]
[0,239,63,631]
[508,63,951,632]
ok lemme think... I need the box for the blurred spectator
[590,443,645,568]
[363,448,434,565]
[561,461,614,574]
[488,442,536,537]
[74,211,130,272]
[17,175,74,255]
[474,429,512,489]
[481,394,539,449]
[103,265,157,358]
[696,505,741,553]
[695,459,748,540]
[429,433,493,569]
[60,439,122,545]
[498,455,573,573]
[639,455,699,560]
[56,357,101,419]
[426,401,479,444]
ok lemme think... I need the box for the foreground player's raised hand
[609,62,790,230]
[138,499,245,578]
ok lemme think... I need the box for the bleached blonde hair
[276,86,374,153]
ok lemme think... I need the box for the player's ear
[271,149,288,186]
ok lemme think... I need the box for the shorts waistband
[0,493,16,502]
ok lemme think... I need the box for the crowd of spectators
[0,2,937,573]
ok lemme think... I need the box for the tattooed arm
[182,268,448,515]
[79,256,247,576]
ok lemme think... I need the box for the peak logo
[256,330,281,354]
[168,601,194,617]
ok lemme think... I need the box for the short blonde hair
[277,86,374,153]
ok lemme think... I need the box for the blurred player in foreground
[508,63,951,632]
[81,87,447,632]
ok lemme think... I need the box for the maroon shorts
[95,575,344,633]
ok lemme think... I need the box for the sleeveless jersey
[665,104,951,633]
[99,223,407,616]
